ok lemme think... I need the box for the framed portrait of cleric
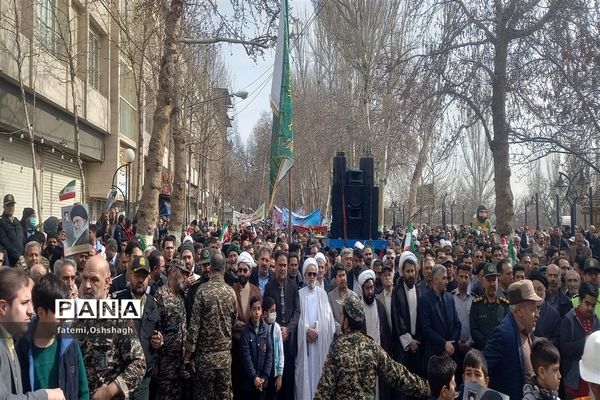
[62,204,90,256]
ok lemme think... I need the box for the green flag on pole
[268,0,294,209]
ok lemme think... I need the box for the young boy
[523,338,561,400]
[15,274,89,400]
[463,349,490,387]
[240,295,273,399]
[262,296,284,398]
[428,355,458,400]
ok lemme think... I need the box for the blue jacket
[16,318,88,400]
[240,320,273,391]
[533,301,560,348]
[483,312,528,400]
[418,289,461,363]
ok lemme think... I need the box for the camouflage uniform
[154,283,187,400]
[469,296,509,349]
[314,331,430,400]
[73,318,146,399]
[16,255,49,273]
[184,274,237,400]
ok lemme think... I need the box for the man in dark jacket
[484,280,541,400]
[0,194,25,266]
[529,273,561,348]
[560,282,600,399]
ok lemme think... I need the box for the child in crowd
[523,338,561,400]
[240,295,273,400]
[15,274,89,400]
[262,296,284,398]
[463,349,490,387]
[428,355,458,400]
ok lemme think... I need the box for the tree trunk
[490,38,514,236]
[407,131,432,223]
[169,89,186,240]
[135,0,183,243]
[12,0,42,220]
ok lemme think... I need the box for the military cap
[584,258,600,272]
[131,256,150,274]
[3,194,15,205]
[338,295,364,324]
[482,262,499,277]
[169,258,190,273]
[200,247,213,264]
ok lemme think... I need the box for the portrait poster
[62,204,90,256]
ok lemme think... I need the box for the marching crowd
[0,192,599,400]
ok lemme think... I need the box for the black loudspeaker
[359,157,375,187]
[330,154,380,240]
[333,152,347,186]
[330,184,344,238]
[346,170,364,185]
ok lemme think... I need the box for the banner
[272,206,323,229]
[232,203,266,226]
[268,0,294,208]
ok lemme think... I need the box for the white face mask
[266,311,277,324]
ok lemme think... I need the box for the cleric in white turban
[296,257,336,400]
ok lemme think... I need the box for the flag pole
[288,169,292,245]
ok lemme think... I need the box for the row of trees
[234,0,599,235]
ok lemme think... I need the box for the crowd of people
[0,192,599,400]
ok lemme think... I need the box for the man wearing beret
[529,272,560,348]
[484,280,541,400]
[314,296,430,400]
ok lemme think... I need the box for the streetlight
[111,148,136,219]
[188,90,249,108]
[554,170,590,233]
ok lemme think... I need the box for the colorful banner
[272,206,323,229]
[232,203,266,226]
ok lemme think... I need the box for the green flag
[268,0,294,209]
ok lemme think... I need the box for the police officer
[469,262,509,350]
[183,252,237,400]
[114,256,162,400]
[314,296,430,400]
[74,255,146,399]
[154,259,192,400]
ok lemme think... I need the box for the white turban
[358,269,376,287]
[237,251,256,268]
[314,252,327,265]
[354,241,365,250]
[182,235,193,244]
[302,257,318,276]
[399,251,418,270]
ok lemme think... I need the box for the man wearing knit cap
[484,280,541,400]
[529,272,560,348]
[314,296,430,400]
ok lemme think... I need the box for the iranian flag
[58,180,76,201]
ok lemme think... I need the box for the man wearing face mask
[21,207,38,244]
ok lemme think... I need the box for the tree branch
[180,36,270,48]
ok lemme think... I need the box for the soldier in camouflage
[73,255,146,399]
[314,295,430,400]
[154,259,191,400]
[184,252,237,400]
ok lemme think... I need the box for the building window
[36,0,56,51]
[89,28,100,90]
[120,63,138,141]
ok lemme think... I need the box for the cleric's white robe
[295,285,336,400]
